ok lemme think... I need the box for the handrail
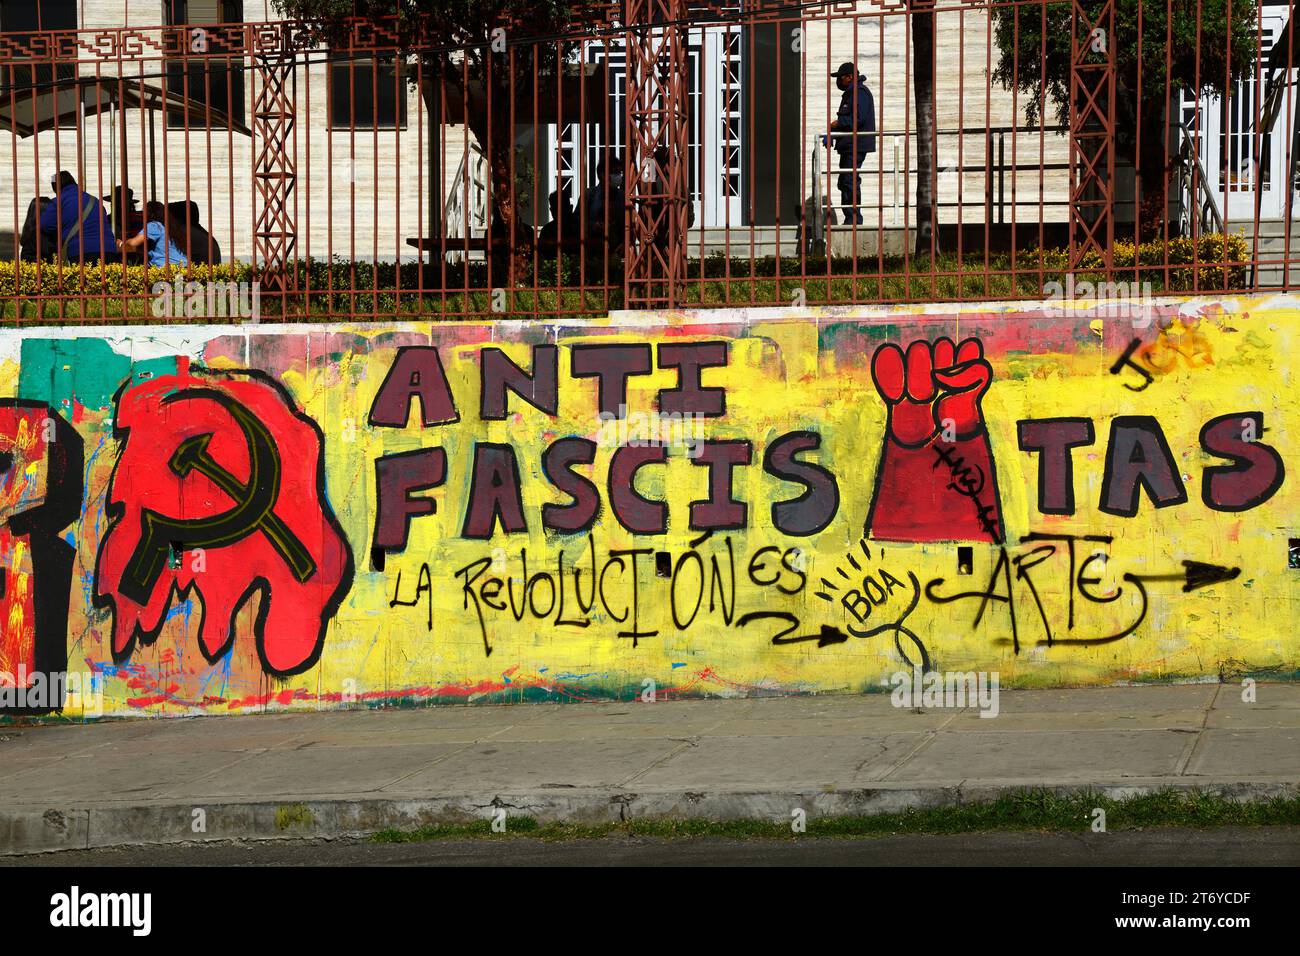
[1258,68,1290,140]
[807,144,824,254]
[1174,120,1225,236]
[444,140,490,246]
[810,127,1072,234]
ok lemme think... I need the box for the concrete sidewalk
[2,684,1298,855]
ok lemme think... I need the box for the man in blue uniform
[826,62,876,225]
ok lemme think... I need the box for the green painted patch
[275,803,316,830]
[122,356,182,393]
[17,340,180,421]
[19,339,131,414]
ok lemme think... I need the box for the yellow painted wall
[0,294,1295,719]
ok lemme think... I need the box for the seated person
[118,201,188,268]
[20,196,55,262]
[39,171,119,263]
[537,190,581,249]
[586,156,625,250]
[109,186,144,238]
[167,200,221,265]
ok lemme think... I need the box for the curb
[4,780,1299,856]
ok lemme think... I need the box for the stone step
[1235,217,1300,239]
[1248,260,1300,285]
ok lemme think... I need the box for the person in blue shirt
[825,63,877,225]
[119,201,189,268]
[38,171,119,263]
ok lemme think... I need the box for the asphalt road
[7,827,1300,866]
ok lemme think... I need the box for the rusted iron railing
[0,0,1288,323]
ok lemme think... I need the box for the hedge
[0,233,1253,321]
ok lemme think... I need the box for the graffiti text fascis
[368,344,840,573]
[368,345,1282,572]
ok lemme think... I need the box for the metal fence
[0,0,1293,323]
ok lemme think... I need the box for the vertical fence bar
[624,0,689,309]
[1068,0,1116,271]
[251,29,298,312]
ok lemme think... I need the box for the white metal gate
[697,25,744,227]
[540,23,744,230]
[1184,7,1293,222]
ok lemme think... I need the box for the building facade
[0,0,1288,263]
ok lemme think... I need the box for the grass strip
[371,788,1300,843]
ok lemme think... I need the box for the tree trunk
[417,73,444,279]
[1136,109,1171,243]
[440,61,534,288]
[486,133,530,282]
[912,6,939,259]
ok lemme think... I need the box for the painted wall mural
[0,296,1296,718]
[93,366,354,678]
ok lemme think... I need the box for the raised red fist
[864,337,1003,543]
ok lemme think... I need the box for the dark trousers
[836,151,869,225]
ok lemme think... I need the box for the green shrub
[0,233,1252,323]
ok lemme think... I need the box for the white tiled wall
[0,1,1070,261]
[801,2,1070,228]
